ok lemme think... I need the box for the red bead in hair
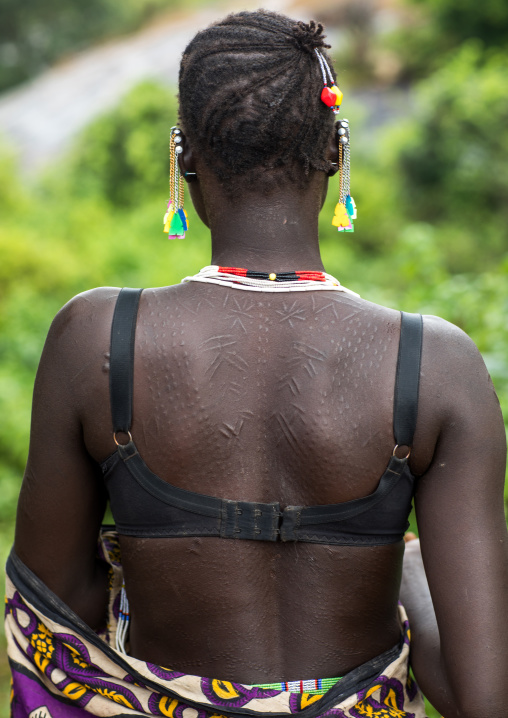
[320,87,337,108]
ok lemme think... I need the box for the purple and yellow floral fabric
[5,530,428,717]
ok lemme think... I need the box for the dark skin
[15,128,508,716]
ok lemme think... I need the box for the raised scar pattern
[200,335,249,378]
[206,353,248,379]
[230,316,246,333]
[292,341,327,361]
[313,301,339,319]
[177,297,214,315]
[231,296,256,315]
[287,341,327,378]
[329,304,362,323]
[277,373,301,397]
[220,410,254,439]
[276,301,306,327]
[227,381,243,396]
[200,335,237,351]
[272,409,305,455]
[275,412,298,449]
[290,402,305,416]
[226,298,256,333]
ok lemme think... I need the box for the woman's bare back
[26,282,435,680]
[11,261,508,718]
[15,272,507,707]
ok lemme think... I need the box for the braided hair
[178,10,337,196]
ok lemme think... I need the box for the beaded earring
[315,50,343,115]
[314,51,356,231]
[163,126,189,240]
[332,120,356,233]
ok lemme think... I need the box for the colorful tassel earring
[332,119,356,233]
[163,126,189,240]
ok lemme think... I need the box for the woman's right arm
[407,317,508,718]
[14,288,118,630]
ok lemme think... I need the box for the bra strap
[393,312,423,448]
[109,288,143,434]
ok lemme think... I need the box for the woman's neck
[208,188,326,273]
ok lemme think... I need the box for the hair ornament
[332,119,356,232]
[163,126,189,240]
[315,49,343,114]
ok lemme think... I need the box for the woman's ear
[176,132,210,227]
[177,133,198,183]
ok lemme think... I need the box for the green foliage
[397,42,508,272]
[1,18,508,712]
[54,82,178,206]
[411,0,508,47]
[386,20,445,83]
[0,147,27,216]
[0,0,203,92]
[388,0,508,82]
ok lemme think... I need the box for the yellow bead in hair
[331,85,343,106]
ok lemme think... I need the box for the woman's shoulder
[360,296,482,363]
[420,312,486,375]
[52,286,121,325]
[43,287,124,372]
[45,284,183,353]
[354,297,480,354]
[415,313,499,460]
[358,301,493,428]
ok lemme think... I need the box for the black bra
[101,288,423,545]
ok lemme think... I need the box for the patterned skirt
[5,529,428,718]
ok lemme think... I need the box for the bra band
[109,290,423,448]
[109,288,143,434]
[393,312,423,448]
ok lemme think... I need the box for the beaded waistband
[251,676,342,695]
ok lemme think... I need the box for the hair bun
[292,20,330,54]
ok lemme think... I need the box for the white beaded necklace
[181,265,360,296]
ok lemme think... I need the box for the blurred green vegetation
[388,0,508,82]
[1,1,508,717]
[0,0,207,92]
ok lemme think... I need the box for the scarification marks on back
[200,334,249,379]
[276,301,306,327]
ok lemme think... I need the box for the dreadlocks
[178,10,337,196]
